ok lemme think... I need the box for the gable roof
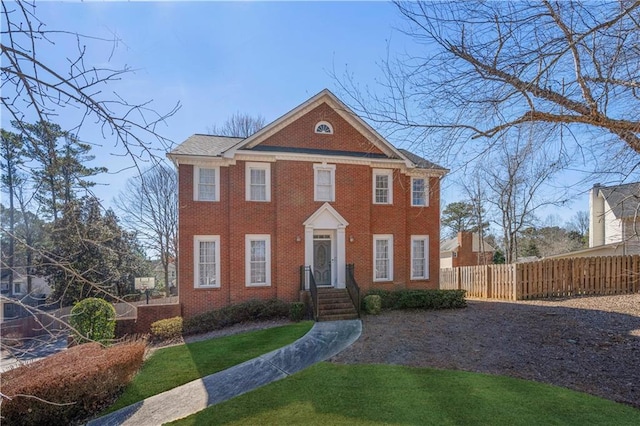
[224,89,407,161]
[597,182,640,219]
[440,233,496,253]
[168,89,447,173]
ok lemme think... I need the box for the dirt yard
[330,294,640,408]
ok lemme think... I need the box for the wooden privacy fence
[440,255,640,300]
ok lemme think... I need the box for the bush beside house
[364,289,466,311]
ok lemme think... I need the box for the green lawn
[106,321,313,413]
[170,363,640,425]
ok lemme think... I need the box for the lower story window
[411,235,429,279]
[194,236,220,288]
[373,234,393,281]
[246,234,271,286]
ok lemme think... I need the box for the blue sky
[3,1,589,223]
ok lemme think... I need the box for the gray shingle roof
[440,237,459,252]
[169,134,242,157]
[398,149,447,171]
[598,182,640,219]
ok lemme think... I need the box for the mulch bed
[330,295,640,408]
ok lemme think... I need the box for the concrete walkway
[89,320,361,426]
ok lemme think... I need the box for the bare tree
[1,0,179,170]
[0,0,179,358]
[115,163,177,296]
[337,1,640,168]
[208,112,266,138]
[462,173,491,265]
[568,210,590,239]
[479,126,570,263]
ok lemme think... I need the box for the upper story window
[194,166,219,202]
[245,162,271,202]
[315,121,333,134]
[314,164,336,202]
[411,177,429,207]
[373,169,393,204]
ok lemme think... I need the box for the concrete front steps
[316,288,359,321]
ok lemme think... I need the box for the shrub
[150,316,183,341]
[69,297,116,345]
[183,299,291,335]
[364,289,466,311]
[289,302,305,322]
[363,295,382,314]
[0,340,146,425]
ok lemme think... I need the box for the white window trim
[315,121,334,134]
[245,162,271,202]
[194,166,220,202]
[373,169,393,205]
[411,177,429,207]
[12,282,23,295]
[313,163,336,202]
[245,234,271,287]
[411,235,430,280]
[194,235,221,288]
[373,234,394,282]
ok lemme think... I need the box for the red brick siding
[177,109,442,318]
[260,103,385,156]
[452,231,494,267]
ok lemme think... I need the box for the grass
[106,321,313,413]
[170,363,640,425]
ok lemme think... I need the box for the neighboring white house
[588,182,640,256]
[0,269,50,322]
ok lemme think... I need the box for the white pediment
[303,203,349,229]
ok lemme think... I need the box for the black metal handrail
[346,263,361,317]
[300,265,319,321]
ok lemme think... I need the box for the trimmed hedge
[150,316,183,341]
[0,340,146,425]
[363,289,466,311]
[183,299,291,336]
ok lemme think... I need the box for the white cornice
[169,151,446,177]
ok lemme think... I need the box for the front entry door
[313,239,332,286]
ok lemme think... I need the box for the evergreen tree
[0,129,25,290]
[41,197,149,306]
[19,121,106,220]
[442,201,490,238]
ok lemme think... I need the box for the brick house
[168,89,448,319]
[440,232,495,269]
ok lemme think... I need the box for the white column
[337,226,346,288]
[304,226,314,290]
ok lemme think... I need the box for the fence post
[513,264,520,300]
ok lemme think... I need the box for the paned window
[373,235,393,281]
[314,164,336,202]
[246,235,271,286]
[194,236,220,288]
[246,162,271,201]
[411,177,428,206]
[195,167,218,201]
[315,121,333,134]
[373,169,393,204]
[411,236,430,279]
